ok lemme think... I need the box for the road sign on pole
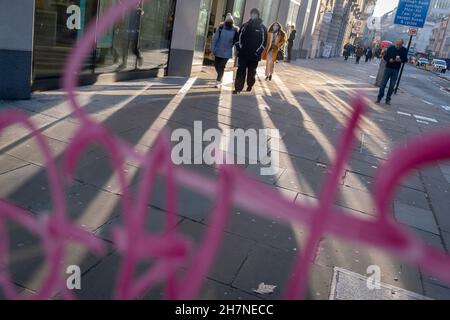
[393,0,432,95]
[394,0,432,28]
[395,34,413,95]
[408,28,418,36]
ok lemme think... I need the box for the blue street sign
[394,0,431,28]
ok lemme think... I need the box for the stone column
[277,0,291,28]
[0,0,35,100]
[298,0,321,59]
[167,0,202,77]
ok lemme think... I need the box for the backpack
[217,25,238,43]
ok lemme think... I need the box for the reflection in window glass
[233,0,246,26]
[193,0,212,65]
[95,0,135,73]
[33,0,96,79]
[287,1,300,28]
[138,0,176,70]
[34,0,177,82]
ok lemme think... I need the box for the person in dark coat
[287,25,296,62]
[365,46,373,63]
[233,8,268,94]
[355,45,364,64]
[343,43,352,61]
[376,39,408,105]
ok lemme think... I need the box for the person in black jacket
[376,39,408,105]
[233,8,268,94]
[287,25,296,62]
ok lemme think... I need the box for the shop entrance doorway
[197,0,246,66]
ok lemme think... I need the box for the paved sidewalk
[0,57,450,300]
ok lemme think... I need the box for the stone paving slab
[330,267,429,300]
[0,154,28,175]
[315,236,424,294]
[6,218,112,294]
[394,202,439,234]
[222,206,306,253]
[175,219,256,285]
[231,243,334,300]
[423,281,450,300]
[344,169,424,192]
[6,136,68,167]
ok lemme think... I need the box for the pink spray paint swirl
[0,0,449,300]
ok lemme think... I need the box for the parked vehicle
[431,59,448,72]
[416,58,429,67]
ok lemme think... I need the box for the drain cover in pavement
[329,267,430,300]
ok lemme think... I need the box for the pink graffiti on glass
[0,0,450,300]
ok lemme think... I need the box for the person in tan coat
[262,22,287,81]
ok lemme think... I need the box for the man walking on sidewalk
[376,39,408,105]
[233,8,268,94]
[287,25,296,62]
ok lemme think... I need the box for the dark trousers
[287,42,293,62]
[356,56,361,64]
[234,56,259,92]
[378,67,400,102]
[214,57,229,81]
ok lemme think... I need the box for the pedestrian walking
[233,8,268,94]
[376,39,408,105]
[355,45,364,64]
[365,46,373,63]
[343,43,352,61]
[211,13,239,88]
[375,46,382,59]
[287,25,296,62]
[262,22,287,81]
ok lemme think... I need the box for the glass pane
[193,0,212,65]
[233,0,246,26]
[261,0,280,25]
[287,1,300,27]
[94,0,136,73]
[33,0,96,79]
[138,0,176,70]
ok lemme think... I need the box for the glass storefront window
[233,0,246,26]
[34,0,97,79]
[193,0,213,65]
[33,0,177,83]
[287,0,300,28]
[94,0,136,73]
[138,0,176,70]
[260,0,281,25]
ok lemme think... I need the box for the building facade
[0,0,368,100]
[429,16,450,58]
[430,0,450,20]
[304,0,373,59]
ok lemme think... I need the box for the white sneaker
[215,81,222,88]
